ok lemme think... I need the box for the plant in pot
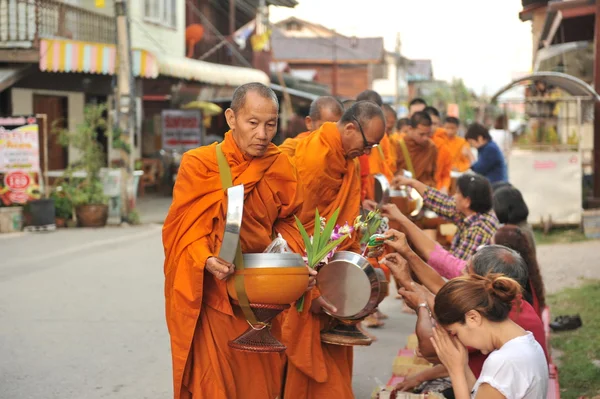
[55,104,109,228]
[49,186,73,228]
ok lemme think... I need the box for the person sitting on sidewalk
[392,172,498,261]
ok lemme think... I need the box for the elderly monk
[440,116,473,171]
[356,90,393,203]
[395,111,437,187]
[279,96,343,158]
[282,101,386,399]
[163,82,314,399]
[424,106,452,193]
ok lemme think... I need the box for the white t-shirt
[472,332,548,399]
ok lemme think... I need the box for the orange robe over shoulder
[162,132,304,399]
[395,136,438,188]
[279,131,311,158]
[432,129,452,191]
[282,122,361,399]
[434,129,471,172]
[359,154,371,201]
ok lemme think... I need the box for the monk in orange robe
[279,96,343,158]
[395,111,438,187]
[440,116,473,171]
[424,106,452,193]
[282,102,386,399]
[162,83,315,399]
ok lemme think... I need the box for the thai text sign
[161,110,203,152]
[0,116,42,205]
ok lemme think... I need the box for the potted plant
[50,187,73,228]
[55,104,109,228]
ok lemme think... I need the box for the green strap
[215,143,258,325]
[398,138,416,177]
[377,145,385,159]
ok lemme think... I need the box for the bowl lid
[242,252,305,268]
[316,251,375,318]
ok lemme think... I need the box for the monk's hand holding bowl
[205,256,235,280]
[306,267,318,291]
[310,295,338,315]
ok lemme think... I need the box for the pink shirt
[428,244,467,279]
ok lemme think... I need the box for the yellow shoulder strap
[215,143,257,325]
[398,138,416,177]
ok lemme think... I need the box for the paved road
[0,226,413,399]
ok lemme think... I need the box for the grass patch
[534,227,589,246]
[547,280,600,399]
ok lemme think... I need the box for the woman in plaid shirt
[392,173,499,260]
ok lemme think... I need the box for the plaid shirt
[423,188,498,261]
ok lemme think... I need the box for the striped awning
[39,39,158,78]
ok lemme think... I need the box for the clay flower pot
[75,204,108,228]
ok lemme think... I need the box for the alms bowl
[227,253,309,305]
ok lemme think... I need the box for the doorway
[33,94,68,171]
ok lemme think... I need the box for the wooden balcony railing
[0,0,115,48]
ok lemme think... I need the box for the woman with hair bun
[431,274,548,399]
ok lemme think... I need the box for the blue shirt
[471,140,507,183]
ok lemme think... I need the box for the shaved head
[308,96,343,120]
[382,104,397,135]
[342,99,356,110]
[338,100,385,159]
[305,96,343,131]
[356,90,383,107]
[230,82,279,113]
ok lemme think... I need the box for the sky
[269,0,533,96]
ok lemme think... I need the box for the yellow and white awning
[156,54,270,86]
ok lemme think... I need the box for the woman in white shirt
[430,274,548,399]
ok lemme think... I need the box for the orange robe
[432,129,452,191]
[433,129,471,172]
[363,135,395,201]
[279,131,311,158]
[359,154,371,202]
[395,136,438,188]
[162,132,304,399]
[282,122,361,399]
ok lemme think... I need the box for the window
[144,0,176,28]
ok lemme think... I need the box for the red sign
[164,115,200,129]
[4,171,31,191]
[533,160,557,170]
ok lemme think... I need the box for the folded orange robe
[162,132,304,399]
[432,129,452,191]
[279,131,311,158]
[396,136,438,188]
[282,122,361,399]
[433,128,471,172]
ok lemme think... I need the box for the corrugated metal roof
[267,0,298,6]
[407,59,433,82]
[271,31,385,63]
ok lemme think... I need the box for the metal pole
[115,0,135,217]
[593,0,600,199]
[229,0,236,65]
[36,113,49,197]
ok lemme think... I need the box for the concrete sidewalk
[136,194,172,224]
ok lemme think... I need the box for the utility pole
[332,30,338,97]
[594,0,600,202]
[229,0,236,65]
[114,0,136,218]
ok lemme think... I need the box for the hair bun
[485,274,521,304]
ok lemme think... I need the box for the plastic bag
[263,233,292,253]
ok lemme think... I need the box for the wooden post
[594,0,600,200]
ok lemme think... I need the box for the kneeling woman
[431,274,548,399]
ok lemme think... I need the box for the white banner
[161,110,203,152]
[509,149,582,225]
